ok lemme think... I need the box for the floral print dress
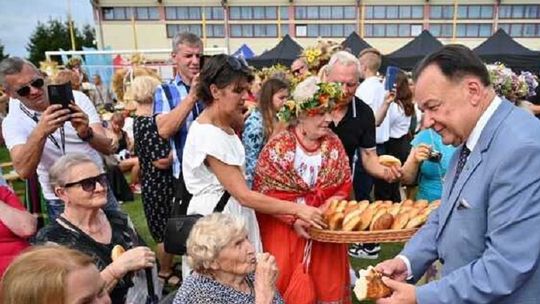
[242,109,265,188]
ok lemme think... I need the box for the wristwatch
[78,127,94,141]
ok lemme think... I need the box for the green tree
[0,41,8,61]
[26,19,95,65]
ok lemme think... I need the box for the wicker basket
[309,228,419,243]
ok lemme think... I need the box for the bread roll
[335,200,348,214]
[406,208,420,219]
[430,200,441,209]
[354,266,392,301]
[405,214,428,229]
[391,213,410,230]
[414,200,429,210]
[328,212,345,230]
[378,155,402,167]
[368,200,383,210]
[343,200,359,215]
[370,212,394,231]
[358,208,375,231]
[343,208,364,231]
[402,199,414,207]
[111,245,125,261]
[382,200,394,209]
[387,204,402,217]
[356,200,370,214]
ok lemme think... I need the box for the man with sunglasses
[153,32,205,208]
[0,57,117,221]
[290,57,309,78]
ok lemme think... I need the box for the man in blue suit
[375,45,540,303]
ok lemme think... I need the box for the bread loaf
[111,245,125,261]
[370,212,394,231]
[353,266,392,301]
[342,208,364,231]
[378,155,402,167]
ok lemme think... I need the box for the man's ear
[465,77,483,106]
[54,187,67,201]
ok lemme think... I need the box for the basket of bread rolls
[309,199,440,243]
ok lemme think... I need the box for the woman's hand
[110,246,155,277]
[413,144,431,163]
[294,204,326,229]
[384,90,396,105]
[293,219,311,239]
[254,252,279,304]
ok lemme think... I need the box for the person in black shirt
[327,51,402,260]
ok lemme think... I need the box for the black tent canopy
[383,30,443,71]
[247,35,303,68]
[473,29,540,72]
[341,32,372,57]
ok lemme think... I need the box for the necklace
[293,127,321,153]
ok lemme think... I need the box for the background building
[90,0,540,57]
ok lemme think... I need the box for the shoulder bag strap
[213,191,231,213]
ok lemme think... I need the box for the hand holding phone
[47,82,74,111]
[384,66,399,92]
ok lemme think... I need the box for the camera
[427,150,442,163]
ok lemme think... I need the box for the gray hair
[0,57,39,88]
[49,153,100,189]
[327,51,361,79]
[131,76,160,104]
[172,32,202,54]
[187,213,247,272]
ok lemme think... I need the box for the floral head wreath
[301,40,342,74]
[277,76,344,122]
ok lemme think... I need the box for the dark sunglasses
[64,173,108,192]
[210,56,248,83]
[16,78,45,97]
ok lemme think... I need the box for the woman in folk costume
[253,76,352,304]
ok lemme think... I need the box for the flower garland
[486,63,538,102]
[276,76,344,122]
[301,40,342,74]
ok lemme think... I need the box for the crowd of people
[0,30,540,304]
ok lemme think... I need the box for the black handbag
[163,190,230,255]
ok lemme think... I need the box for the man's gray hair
[172,32,202,54]
[49,153,101,189]
[327,51,361,78]
[0,57,39,88]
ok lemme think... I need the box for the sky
[0,0,95,57]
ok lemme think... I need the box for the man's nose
[422,112,435,129]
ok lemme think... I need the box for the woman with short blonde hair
[1,245,110,304]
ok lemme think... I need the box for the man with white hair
[327,51,401,259]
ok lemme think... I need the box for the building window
[456,24,492,37]
[230,6,277,20]
[295,6,356,20]
[293,23,356,37]
[103,7,133,20]
[499,23,540,37]
[296,24,307,37]
[457,5,493,19]
[230,24,278,37]
[364,23,422,37]
[166,24,202,38]
[430,5,454,19]
[203,7,224,20]
[279,6,289,20]
[165,7,201,20]
[430,24,453,37]
[205,24,225,38]
[280,24,289,36]
[499,5,540,19]
[364,5,423,19]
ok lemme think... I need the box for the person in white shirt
[0,57,116,221]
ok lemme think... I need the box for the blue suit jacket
[401,100,540,303]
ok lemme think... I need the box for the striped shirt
[153,74,203,178]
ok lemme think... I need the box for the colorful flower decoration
[276,76,344,122]
[486,63,537,103]
[300,40,342,74]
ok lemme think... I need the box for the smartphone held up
[384,66,399,92]
[47,82,75,111]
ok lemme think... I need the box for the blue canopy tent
[232,44,255,60]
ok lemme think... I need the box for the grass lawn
[1,146,406,303]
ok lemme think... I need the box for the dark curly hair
[197,55,254,106]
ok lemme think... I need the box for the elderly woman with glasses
[173,213,283,304]
[35,153,156,304]
[181,55,325,258]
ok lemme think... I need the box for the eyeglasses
[15,78,45,97]
[210,56,248,83]
[291,68,302,76]
[64,173,108,192]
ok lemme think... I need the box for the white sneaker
[348,244,380,259]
